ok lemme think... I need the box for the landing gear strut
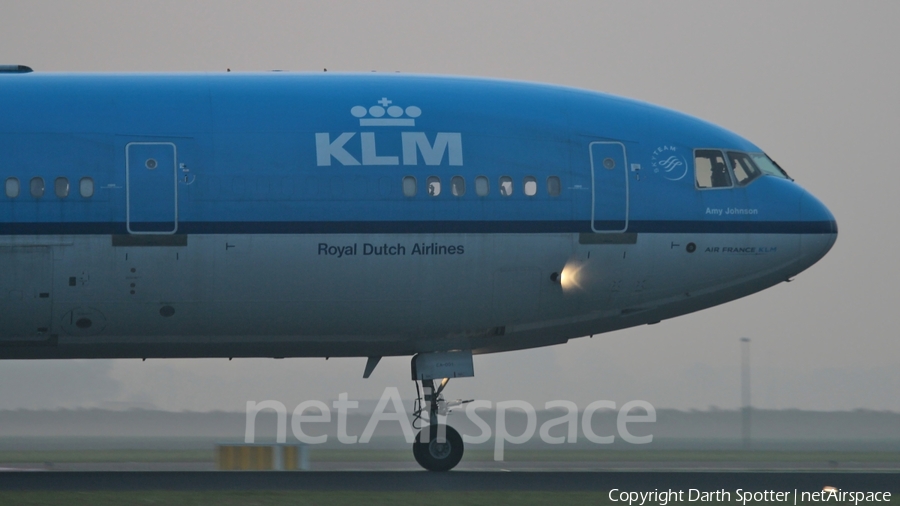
[412,378,465,472]
[409,352,474,472]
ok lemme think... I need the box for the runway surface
[4,460,899,472]
[0,471,897,492]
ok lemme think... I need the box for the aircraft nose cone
[800,190,838,264]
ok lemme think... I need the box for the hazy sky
[1,1,898,412]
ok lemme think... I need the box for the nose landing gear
[412,378,467,471]
[409,351,474,472]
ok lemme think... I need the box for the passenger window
[79,177,94,198]
[5,177,19,198]
[426,176,441,196]
[30,177,44,198]
[695,150,732,188]
[55,177,69,198]
[727,151,763,185]
[475,176,489,197]
[499,176,513,196]
[523,176,537,196]
[547,176,561,196]
[402,176,417,197]
[451,176,465,196]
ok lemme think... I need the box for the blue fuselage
[0,73,836,359]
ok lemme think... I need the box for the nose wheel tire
[413,425,463,472]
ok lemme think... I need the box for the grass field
[0,449,211,463]
[312,449,900,463]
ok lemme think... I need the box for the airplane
[0,65,836,471]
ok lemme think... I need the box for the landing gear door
[0,247,52,338]
[590,141,629,232]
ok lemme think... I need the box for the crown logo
[351,98,421,126]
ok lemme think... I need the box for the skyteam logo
[651,145,689,181]
[315,98,463,166]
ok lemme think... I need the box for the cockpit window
[750,153,791,179]
[695,149,732,188]
[726,151,763,186]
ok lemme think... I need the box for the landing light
[560,261,584,292]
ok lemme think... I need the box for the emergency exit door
[126,142,178,234]
[590,141,629,232]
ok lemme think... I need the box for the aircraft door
[590,141,629,232]
[127,142,178,234]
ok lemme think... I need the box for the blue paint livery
[0,73,836,234]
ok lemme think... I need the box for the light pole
[740,337,751,449]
